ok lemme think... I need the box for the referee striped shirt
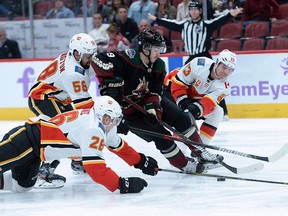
[156,11,233,55]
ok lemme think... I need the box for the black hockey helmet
[189,1,202,10]
[138,29,166,53]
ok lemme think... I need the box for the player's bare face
[80,53,93,69]
[215,63,233,79]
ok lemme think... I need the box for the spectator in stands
[44,0,75,19]
[91,0,110,23]
[128,0,157,25]
[0,3,14,20]
[109,0,127,23]
[155,0,177,20]
[176,0,192,21]
[0,29,21,59]
[116,5,139,43]
[105,23,130,52]
[131,19,152,48]
[241,0,280,23]
[89,13,109,52]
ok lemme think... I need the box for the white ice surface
[1,118,288,216]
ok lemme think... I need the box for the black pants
[0,123,41,188]
[124,97,192,152]
[28,98,74,117]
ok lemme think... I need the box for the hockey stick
[157,168,288,186]
[123,96,263,174]
[129,126,288,163]
[129,126,263,174]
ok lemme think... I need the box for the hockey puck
[217,177,226,181]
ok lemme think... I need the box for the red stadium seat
[216,23,243,40]
[278,3,288,20]
[242,21,269,39]
[216,39,242,51]
[242,38,265,51]
[265,37,288,50]
[171,31,182,41]
[34,1,54,18]
[173,0,183,8]
[267,20,288,38]
[172,41,184,53]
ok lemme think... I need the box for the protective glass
[110,113,123,126]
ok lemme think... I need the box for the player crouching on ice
[163,49,237,164]
[0,96,158,193]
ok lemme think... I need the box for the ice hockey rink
[1,118,288,216]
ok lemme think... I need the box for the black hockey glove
[178,97,203,120]
[143,102,162,127]
[119,177,148,194]
[99,77,124,101]
[134,153,158,176]
[117,118,129,135]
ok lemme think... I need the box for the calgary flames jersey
[165,57,230,116]
[28,52,95,109]
[28,109,141,192]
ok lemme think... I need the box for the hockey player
[164,49,237,146]
[0,96,157,193]
[28,33,98,185]
[91,29,223,174]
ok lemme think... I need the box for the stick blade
[267,143,288,162]
[221,161,264,174]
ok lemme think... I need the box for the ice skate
[34,160,66,189]
[71,159,86,175]
[197,148,224,165]
[181,158,205,174]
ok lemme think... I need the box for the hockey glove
[134,153,158,176]
[178,97,203,120]
[119,177,148,194]
[117,118,129,135]
[99,77,124,101]
[144,102,162,127]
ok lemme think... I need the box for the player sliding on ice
[0,96,158,193]
[91,29,223,174]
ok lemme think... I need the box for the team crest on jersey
[197,58,205,66]
[183,64,192,76]
[125,49,136,58]
[74,66,85,75]
[132,77,149,98]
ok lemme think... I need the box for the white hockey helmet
[69,33,97,58]
[216,49,237,71]
[94,96,123,126]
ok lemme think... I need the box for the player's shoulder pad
[74,66,85,75]
[124,49,137,59]
[197,58,206,66]
[98,122,106,134]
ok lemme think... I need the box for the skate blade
[203,163,222,170]
[34,179,65,189]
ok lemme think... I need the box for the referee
[148,1,242,64]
